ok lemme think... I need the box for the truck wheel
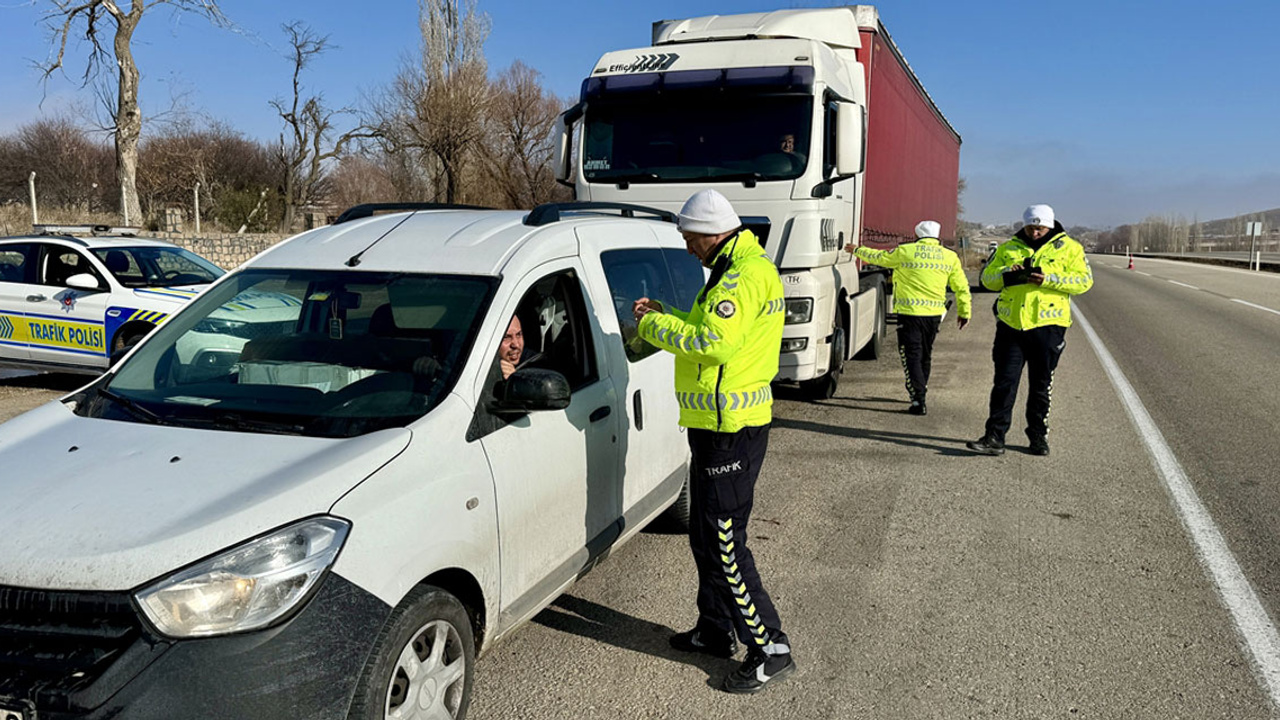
[348,585,475,720]
[855,288,886,360]
[800,320,846,400]
[662,473,691,532]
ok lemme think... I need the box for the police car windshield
[582,74,813,183]
[92,246,224,288]
[84,269,497,438]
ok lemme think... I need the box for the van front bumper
[0,573,389,720]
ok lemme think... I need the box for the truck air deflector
[581,65,814,101]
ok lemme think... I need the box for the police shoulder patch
[715,300,736,318]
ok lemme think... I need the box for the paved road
[2,268,1278,718]
[1079,256,1280,623]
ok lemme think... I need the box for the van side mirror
[66,273,104,291]
[835,102,866,177]
[490,368,571,414]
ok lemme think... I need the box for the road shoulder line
[1077,307,1280,709]
[1231,299,1280,317]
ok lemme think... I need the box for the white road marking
[1136,271,1152,277]
[1168,280,1200,290]
[1077,308,1280,709]
[1231,299,1280,317]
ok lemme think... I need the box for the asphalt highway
[3,259,1280,718]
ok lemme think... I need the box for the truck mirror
[554,103,585,186]
[836,102,866,176]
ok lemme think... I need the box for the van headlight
[135,516,350,638]
[784,298,813,325]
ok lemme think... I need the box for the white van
[0,203,706,720]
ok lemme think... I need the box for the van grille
[0,585,149,711]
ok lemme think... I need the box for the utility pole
[194,182,201,235]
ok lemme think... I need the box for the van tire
[348,585,476,720]
[663,473,692,531]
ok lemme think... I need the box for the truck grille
[0,584,155,711]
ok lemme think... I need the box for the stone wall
[149,232,288,270]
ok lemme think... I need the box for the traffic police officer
[847,220,972,415]
[967,204,1094,456]
[632,189,794,694]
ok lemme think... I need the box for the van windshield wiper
[97,387,170,426]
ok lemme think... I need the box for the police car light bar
[33,224,143,237]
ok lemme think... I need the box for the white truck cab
[0,203,701,720]
[556,6,962,399]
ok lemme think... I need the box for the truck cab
[555,5,961,398]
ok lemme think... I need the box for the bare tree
[39,0,228,225]
[0,116,113,211]
[371,0,491,203]
[271,22,371,232]
[479,61,571,208]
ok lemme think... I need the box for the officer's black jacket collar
[1014,221,1067,251]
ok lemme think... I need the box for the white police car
[0,203,707,719]
[0,225,224,374]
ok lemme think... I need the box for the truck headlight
[135,516,350,638]
[784,298,813,325]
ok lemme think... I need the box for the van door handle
[589,405,611,423]
[27,294,46,302]
[632,390,644,431]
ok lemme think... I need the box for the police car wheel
[349,585,475,720]
[113,329,149,355]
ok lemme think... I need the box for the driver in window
[498,315,524,379]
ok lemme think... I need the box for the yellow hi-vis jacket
[638,229,784,433]
[981,229,1094,330]
[855,237,972,319]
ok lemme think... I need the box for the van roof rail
[33,224,142,238]
[524,202,677,227]
[334,203,493,225]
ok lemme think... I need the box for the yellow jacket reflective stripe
[638,229,784,432]
[855,238,971,319]
[981,230,1093,330]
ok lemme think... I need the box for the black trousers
[687,425,787,651]
[984,322,1067,443]
[897,315,942,401]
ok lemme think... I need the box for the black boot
[1027,437,1050,456]
[669,625,738,658]
[721,647,796,694]
[966,435,1005,456]
[907,398,927,415]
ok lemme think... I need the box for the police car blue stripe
[22,312,106,325]
[31,345,105,357]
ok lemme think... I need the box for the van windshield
[79,269,496,438]
[581,68,814,183]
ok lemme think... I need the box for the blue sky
[1,0,1277,227]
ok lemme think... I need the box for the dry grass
[0,204,126,236]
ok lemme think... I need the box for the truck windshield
[80,269,496,438]
[583,91,813,184]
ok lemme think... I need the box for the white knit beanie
[914,220,941,239]
[677,189,741,235]
[1023,204,1055,229]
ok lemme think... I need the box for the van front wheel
[349,585,476,720]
